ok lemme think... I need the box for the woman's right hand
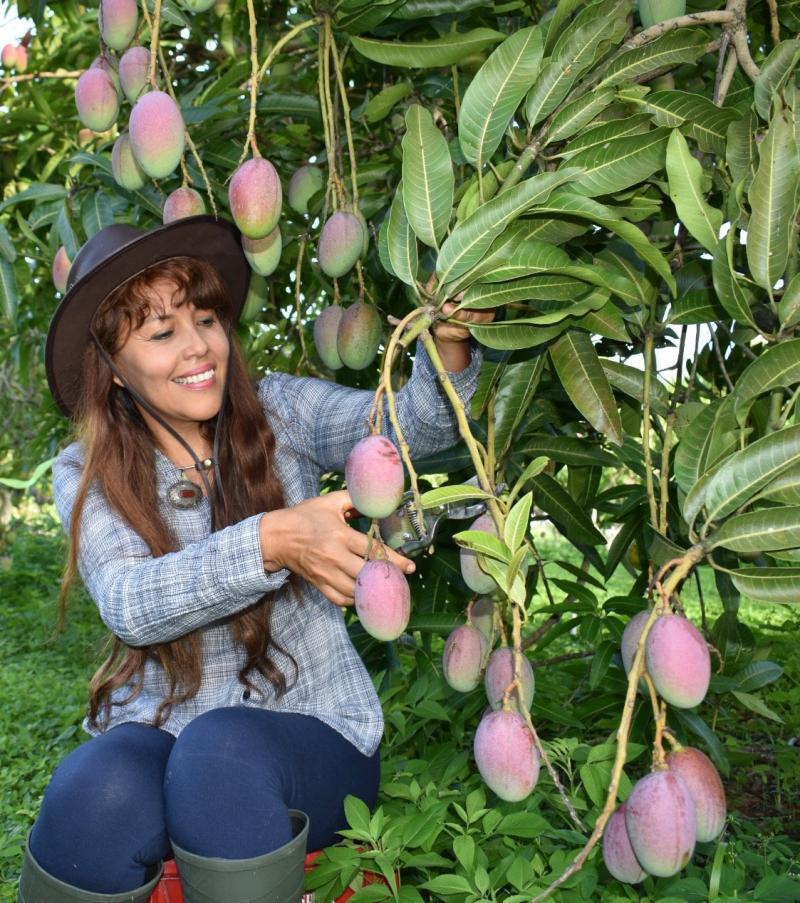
[258,490,416,607]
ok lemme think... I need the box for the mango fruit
[442,624,487,692]
[646,614,710,708]
[14,45,27,73]
[229,157,282,239]
[460,512,498,594]
[129,90,185,179]
[337,302,381,370]
[474,709,539,802]
[354,559,410,641]
[620,609,651,676]
[313,305,344,370]
[318,211,365,278]
[625,770,696,877]
[288,165,324,214]
[112,132,147,190]
[91,53,121,97]
[52,247,71,294]
[345,435,404,519]
[75,68,120,132]
[638,0,686,29]
[379,506,415,550]
[99,0,138,52]
[602,804,647,884]
[163,187,206,223]
[485,647,535,712]
[1,44,17,69]
[243,228,282,276]
[667,747,726,842]
[119,46,150,103]
[469,596,496,647]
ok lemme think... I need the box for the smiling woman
[20,214,485,903]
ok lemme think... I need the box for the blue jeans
[29,708,380,894]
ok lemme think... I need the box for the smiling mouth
[174,368,215,385]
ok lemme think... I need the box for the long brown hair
[59,257,293,729]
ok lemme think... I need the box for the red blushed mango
[318,211,365,278]
[52,247,71,294]
[313,305,344,370]
[129,91,185,179]
[667,747,726,842]
[229,157,282,239]
[163,187,206,224]
[354,560,410,641]
[14,45,28,73]
[243,228,282,276]
[119,46,149,103]
[646,614,711,708]
[602,804,647,884]
[1,45,16,69]
[99,0,138,52]
[484,647,534,712]
[91,53,121,96]
[75,68,119,132]
[442,624,487,692]
[621,609,651,676]
[345,435,404,519]
[460,512,498,594]
[474,709,539,802]
[469,596,496,647]
[337,302,381,370]
[288,165,324,214]
[112,133,147,190]
[625,770,696,877]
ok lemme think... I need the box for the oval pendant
[167,478,203,509]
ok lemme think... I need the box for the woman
[21,216,489,903]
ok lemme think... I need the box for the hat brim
[46,215,251,418]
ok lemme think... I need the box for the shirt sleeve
[53,445,290,647]
[261,338,483,474]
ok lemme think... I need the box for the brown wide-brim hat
[46,215,250,418]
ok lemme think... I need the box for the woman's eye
[152,329,173,341]
[198,316,216,327]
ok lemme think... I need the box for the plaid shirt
[53,341,482,756]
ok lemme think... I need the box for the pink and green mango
[354,559,410,641]
[602,804,647,884]
[336,302,381,370]
[379,505,415,550]
[91,53,121,96]
[243,228,282,276]
[14,45,28,73]
[112,133,147,190]
[318,211,365,278]
[646,614,710,708]
[52,247,71,294]
[625,770,696,877]
[484,647,535,711]
[1,44,17,69]
[460,512,498,594]
[129,90,185,179]
[288,165,324,214]
[442,624,487,692]
[621,609,651,676]
[163,187,206,223]
[345,435,404,519]
[313,305,344,370]
[474,709,539,802]
[119,46,149,103]
[99,0,138,51]
[667,747,726,842]
[75,68,119,132]
[469,596,496,646]
[229,157,282,239]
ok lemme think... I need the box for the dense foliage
[2,0,800,899]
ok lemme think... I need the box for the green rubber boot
[171,810,309,903]
[18,835,163,903]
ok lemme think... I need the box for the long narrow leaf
[402,105,454,249]
[666,129,722,254]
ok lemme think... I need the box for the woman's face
[112,277,229,438]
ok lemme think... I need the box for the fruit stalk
[642,333,659,530]
[328,30,359,211]
[293,237,310,369]
[243,0,260,160]
[146,0,161,88]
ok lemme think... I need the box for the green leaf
[727,109,758,188]
[518,436,618,467]
[703,424,800,525]
[666,129,722,254]
[589,640,614,690]
[394,0,486,18]
[733,339,800,426]
[600,359,670,418]
[597,29,710,89]
[420,485,491,508]
[468,321,564,349]
[0,221,15,263]
[0,257,18,322]
[453,529,512,562]
[746,104,800,291]
[731,690,784,722]
[732,660,784,692]
[402,105,454,250]
[81,190,115,239]
[710,506,800,554]
[460,274,586,309]
[452,834,475,872]
[759,463,800,505]
[505,492,532,552]
[560,114,652,159]
[778,272,800,329]
[494,355,545,457]
[351,28,505,68]
[754,40,800,121]
[435,169,581,287]
[387,183,419,286]
[364,81,414,123]
[419,875,474,895]
[575,304,630,342]
[711,235,756,327]
[567,128,670,198]
[550,329,623,446]
[470,238,570,283]
[0,183,67,214]
[344,795,372,835]
[726,566,800,603]
[673,403,718,495]
[459,26,544,172]
[547,86,616,143]
[530,473,606,545]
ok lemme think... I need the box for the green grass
[0,511,799,901]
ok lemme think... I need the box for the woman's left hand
[432,300,495,344]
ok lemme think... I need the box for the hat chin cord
[90,331,229,532]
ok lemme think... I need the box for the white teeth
[174,369,214,385]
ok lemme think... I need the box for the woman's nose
[182,324,210,357]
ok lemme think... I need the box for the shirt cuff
[217,514,290,596]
